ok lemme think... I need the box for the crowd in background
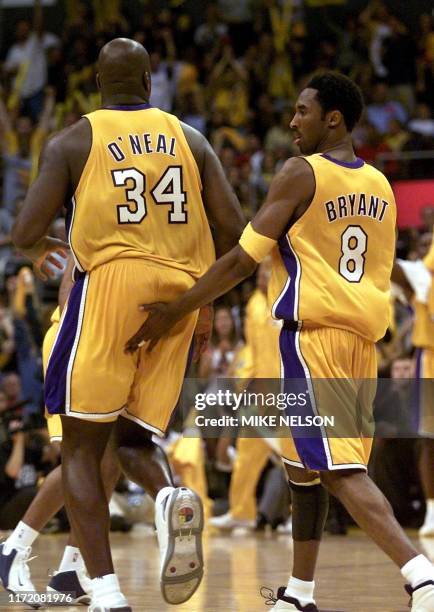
[0,0,433,534]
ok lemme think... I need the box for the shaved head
[97,38,151,103]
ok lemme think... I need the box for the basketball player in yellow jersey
[12,38,244,611]
[129,72,434,611]
[392,233,434,539]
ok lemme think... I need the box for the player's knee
[320,468,364,497]
[289,479,329,541]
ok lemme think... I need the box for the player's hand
[192,305,214,362]
[18,236,69,281]
[124,302,181,354]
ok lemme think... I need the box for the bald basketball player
[13,38,244,612]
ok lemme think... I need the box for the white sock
[284,576,316,605]
[424,499,434,524]
[4,521,39,553]
[401,554,434,588]
[58,546,85,573]
[155,486,175,507]
[91,574,127,605]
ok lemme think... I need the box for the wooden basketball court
[3,528,433,611]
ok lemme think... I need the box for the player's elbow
[233,245,258,279]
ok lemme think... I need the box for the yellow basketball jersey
[68,105,215,277]
[269,153,396,342]
[245,289,281,378]
[413,301,434,349]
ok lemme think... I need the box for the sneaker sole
[4,588,40,610]
[89,607,132,612]
[160,488,204,605]
[47,585,90,605]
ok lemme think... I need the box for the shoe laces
[260,586,278,606]
[16,546,37,582]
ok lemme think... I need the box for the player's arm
[12,133,70,276]
[12,119,89,272]
[12,133,69,249]
[125,157,315,353]
[181,122,245,256]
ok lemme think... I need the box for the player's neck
[101,93,150,108]
[317,135,357,162]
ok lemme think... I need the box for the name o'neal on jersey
[107,133,177,162]
[325,193,390,223]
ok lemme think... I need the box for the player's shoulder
[179,121,211,175]
[44,118,91,156]
[270,155,315,197]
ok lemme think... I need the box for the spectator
[0,87,56,212]
[3,0,59,120]
[194,5,228,50]
[0,389,49,529]
[264,109,295,154]
[408,103,434,138]
[366,82,407,134]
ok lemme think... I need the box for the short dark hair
[306,71,364,132]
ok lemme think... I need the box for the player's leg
[48,439,122,603]
[126,272,202,605]
[60,416,130,611]
[320,469,434,609]
[114,416,174,499]
[264,463,327,611]
[419,438,434,536]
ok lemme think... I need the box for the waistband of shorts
[283,320,300,332]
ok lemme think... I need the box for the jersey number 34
[111,166,187,225]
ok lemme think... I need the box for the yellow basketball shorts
[278,325,377,472]
[42,319,63,442]
[415,348,434,438]
[45,260,198,436]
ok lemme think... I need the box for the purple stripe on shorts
[45,274,86,414]
[279,328,329,471]
[275,235,298,321]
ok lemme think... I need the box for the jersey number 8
[339,225,367,283]
[112,166,187,225]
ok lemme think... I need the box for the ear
[327,110,342,129]
[143,71,151,98]
[96,73,101,91]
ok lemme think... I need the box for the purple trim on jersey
[45,274,86,414]
[321,153,364,169]
[103,103,152,111]
[275,235,298,321]
[279,328,329,471]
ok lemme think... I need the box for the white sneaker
[155,487,204,604]
[88,592,131,612]
[0,543,37,594]
[47,568,92,604]
[88,604,131,612]
[419,522,434,538]
[209,512,254,531]
[276,518,293,535]
[261,586,318,611]
[409,581,434,612]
